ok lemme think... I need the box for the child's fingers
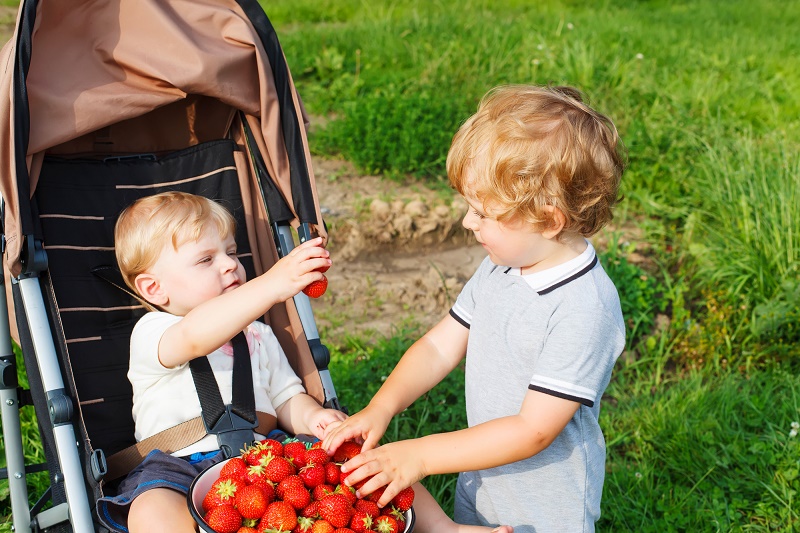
[289,237,325,257]
[322,427,351,456]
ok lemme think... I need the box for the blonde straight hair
[114,191,236,294]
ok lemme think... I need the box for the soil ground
[309,157,485,343]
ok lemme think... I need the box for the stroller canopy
[0,0,326,276]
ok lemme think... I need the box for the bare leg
[411,483,513,533]
[129,488,198,533]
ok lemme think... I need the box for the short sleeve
[127,312,183,387]
[450,257,498,329]
[528,307,624,407]
[251,322,305,409]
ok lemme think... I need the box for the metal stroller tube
[0,273,32,533]
[17,275,94,532]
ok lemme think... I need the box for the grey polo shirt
[450,242,625,532]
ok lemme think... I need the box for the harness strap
[104,417,207,482]
[189,331,257,458]
[104,331,262,481]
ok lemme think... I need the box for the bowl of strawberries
[189,437,415,532]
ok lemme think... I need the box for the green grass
[263,0,800,528]
[3,0,800,530]
[602,364,800,530]
[268,0,800,365]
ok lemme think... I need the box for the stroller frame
[0,1,341,531]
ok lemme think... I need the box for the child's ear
[541,206,567,239]
[134,273,168,307]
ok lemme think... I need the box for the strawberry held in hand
[302,256,331,298]
[302,274,328,298]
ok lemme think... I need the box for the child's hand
[322,403,391,456]
[263,237,331,302]
[338,439,424,509]
[308,407,347,441]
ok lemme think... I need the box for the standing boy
[323,85,626,532]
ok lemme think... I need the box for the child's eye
[473,209,486,219]
[227,249,238,257]
[197,256,212,264]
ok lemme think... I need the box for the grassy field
[270,0,800,530]
[2,0,800,531]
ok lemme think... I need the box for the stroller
[0,1,343,531]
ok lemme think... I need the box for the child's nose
[462,212,477,230]
[221,254,238,272]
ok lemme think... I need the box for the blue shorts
[96,449,223,533]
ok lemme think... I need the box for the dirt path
[309,158,484,342]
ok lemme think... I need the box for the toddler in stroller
[96,191,345,532]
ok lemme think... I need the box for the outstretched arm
[157,238,329,367]
[322,315,469,454]
[341,389,580,508]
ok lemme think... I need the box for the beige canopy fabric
[0,0,329,406]
[0,0,326,277]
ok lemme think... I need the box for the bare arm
[322,314,469,453]
[157,238,329,368]
[275,393,347,439]
[342,389,580,508]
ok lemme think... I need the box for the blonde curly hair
[447,85,624,237]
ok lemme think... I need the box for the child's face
[146,225,246,316]
[461,193,564,274]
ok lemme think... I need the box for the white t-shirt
[127,312,305,456]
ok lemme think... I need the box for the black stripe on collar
[536,255,598,295]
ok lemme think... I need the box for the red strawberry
[203,478,244,511]
[299,463,327,489]
[234,484,268,520]
[220,457,249,483]
[316,262,331,274]
[260,500,298,532]
[237,527,258,533]
[301,500,321,519]
[354,499,380,519]
[332,441,361,463]
[312,520,335,533]
[264,454,296,483]
[312,483,335,501]
[384,506,406,531]
[349,509,373,533]
[305,448,330,466]
[318,493,353,528]
[244,464,274,496]
[293,516,316,533]
[390,487,414,512]
[280,476,312,510]
[284,441,308,468]
[324,462,341,485]
[204,503,242,533]
[259,438,285,456]
[335,483,358,505]
[243,442,275,467]
[277,475,305,499]
[302,275,328,298]
[373,515,399,533]
[333,528,356,533]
